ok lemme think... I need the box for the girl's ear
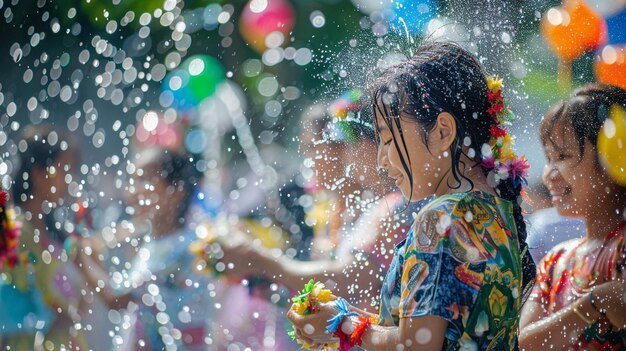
[430,112,457,152]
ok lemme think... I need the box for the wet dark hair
[540,83,626,165]
[154,150,203,219]
[12,125,77,204]
[369,42,535,299]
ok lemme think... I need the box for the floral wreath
[481,76,530,187]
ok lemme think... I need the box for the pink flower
[482,156,496,170]
[508,156,530,181]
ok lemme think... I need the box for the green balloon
[182,55,225,102]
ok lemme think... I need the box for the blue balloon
[162,70,198,111]
[184,129,208,154]
[392,0,436,33]
[606,8,626,44]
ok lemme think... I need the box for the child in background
[520,83,626,350]
[76,148,214,351]
[1,126,91,350]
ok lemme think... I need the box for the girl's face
[128,162,184,221]
[375,112,446,200]
[542,120,619,218]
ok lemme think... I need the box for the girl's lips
[549,186,571,205]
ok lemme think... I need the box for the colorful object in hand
[162,55,225,110]
[288,279,336,349]
[598,105,626,186]
[326,297,358,351]
[0,191,21,269]
[595,45,626,90]
[541,0,607,61]
[326,297,377,351]
[481,76,530,187]
[239,0,295,53]
[291,279,334,316]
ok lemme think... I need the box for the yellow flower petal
[487,75,503,92]
[317,289,332,303]
[293,302,308,315]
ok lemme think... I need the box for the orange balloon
[541,0,607,61]
[595,45,626,90]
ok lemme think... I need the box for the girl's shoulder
[407,193,473,254]
[537,238,582,267]
[408,191,514,259]
[413,191,503,223]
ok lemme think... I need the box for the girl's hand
[593,280,626,330]
[287,300,341,347]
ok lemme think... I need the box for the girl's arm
[360,315,447,350]
[519,295,602,350]
[74,240,135,310]
[223,242,345,292]
[288,300,448,351]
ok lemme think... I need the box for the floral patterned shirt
[379,191,523,351]
[530,222,626,350]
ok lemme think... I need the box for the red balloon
[541,0,607,61]
[239,0,295,53]
[595,44,626,90]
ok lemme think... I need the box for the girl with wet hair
[288,42,534,350]
[520,84,626,350]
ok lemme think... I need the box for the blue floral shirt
[379,192,522,351]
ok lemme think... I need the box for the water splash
[397,17,414,57]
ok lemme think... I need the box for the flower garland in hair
[482,75,530,187]
[0,191,21,269]
[288,279,338,349]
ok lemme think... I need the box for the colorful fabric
[530,221,626,350]
[379,191,523,351]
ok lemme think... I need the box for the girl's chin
[554,204,583,218]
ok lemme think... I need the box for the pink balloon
[240,0,295,53]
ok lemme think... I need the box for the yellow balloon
[598,105,626,186]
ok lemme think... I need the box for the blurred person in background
[75,148,215,351]
[0,125,98,350]
[217,103,425,311]
[520,83,626,350]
